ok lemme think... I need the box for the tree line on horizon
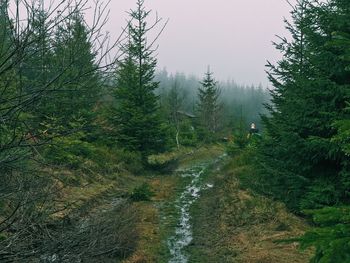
[156,68,270,140]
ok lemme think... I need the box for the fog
[92,0,293,87]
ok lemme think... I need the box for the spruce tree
[113,0,165,155]
[259,0,350,210]
[39,12,100,135]
[0,0,22,170]
[256,2,350,260]
[297,101,349,262]
[197,68,222,142]
[20,8,55,133]
[0,0,11,63]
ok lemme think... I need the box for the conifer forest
[0,0,349,262]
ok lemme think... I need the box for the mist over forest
[0,0,349,262]
[155,69,270,131]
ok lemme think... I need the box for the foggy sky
[94,1,293,87]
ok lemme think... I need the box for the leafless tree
[167,78,186,148]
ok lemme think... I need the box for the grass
[188,148,313,263]
[31,145,223,263]
[47,166,136,219]
[2,143,229,262]
[40,143,313,262]
[32,144,312,262]
[177,144,224,168]
[122,175,182,263]
[122,144,225,263]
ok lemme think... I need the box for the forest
[0,0,349,262]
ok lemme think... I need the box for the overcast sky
[95,0,294,87]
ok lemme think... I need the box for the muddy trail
[125,147,311,263]
[165,155,226,263]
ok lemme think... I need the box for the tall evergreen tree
[113,0,165,155]
[197,68,222,141]
[0,0,34,172]
[297,102,350,262]
[37,12,100,135]
[0,0,12,63]
[259,0,350,210]
[20,8,55,134]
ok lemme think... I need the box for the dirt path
[123,146,225,263]
[167,155,225,263]
[124,147,312,263]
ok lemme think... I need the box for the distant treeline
[156,69,270,133]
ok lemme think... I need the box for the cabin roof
[177,111,197,118]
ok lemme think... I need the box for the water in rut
[167,164,213,263]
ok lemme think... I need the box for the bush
[300,178,341,210]
[179,120,198,146]
[130,183,154,201]
[233,132,249,149]
[44,135,145,175]
[90,146,119,172]
[147,151,179,169]
[43,134,97,169]
[226,143,242,157]
[247,133,262,148]
[117,150,144,174]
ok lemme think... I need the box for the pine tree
[296,206,350,262]
[113,0,165,156]
[259,0,350,210]
[20,8,55,134]
[255,2,350,260]
[0,1,31,171]
[0,0,12,63]
[197,68,222,142]
[0,0,14,78]
[39,12,100,135]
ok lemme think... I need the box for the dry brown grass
[177,144,224,168]
[189,156,313,263]
[123,203,160,263]
[123,145,226,262]
[47,168,118,218]
[122,175,181,263]
[224,175,311,262]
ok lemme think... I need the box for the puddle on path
[167,164,212,263]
